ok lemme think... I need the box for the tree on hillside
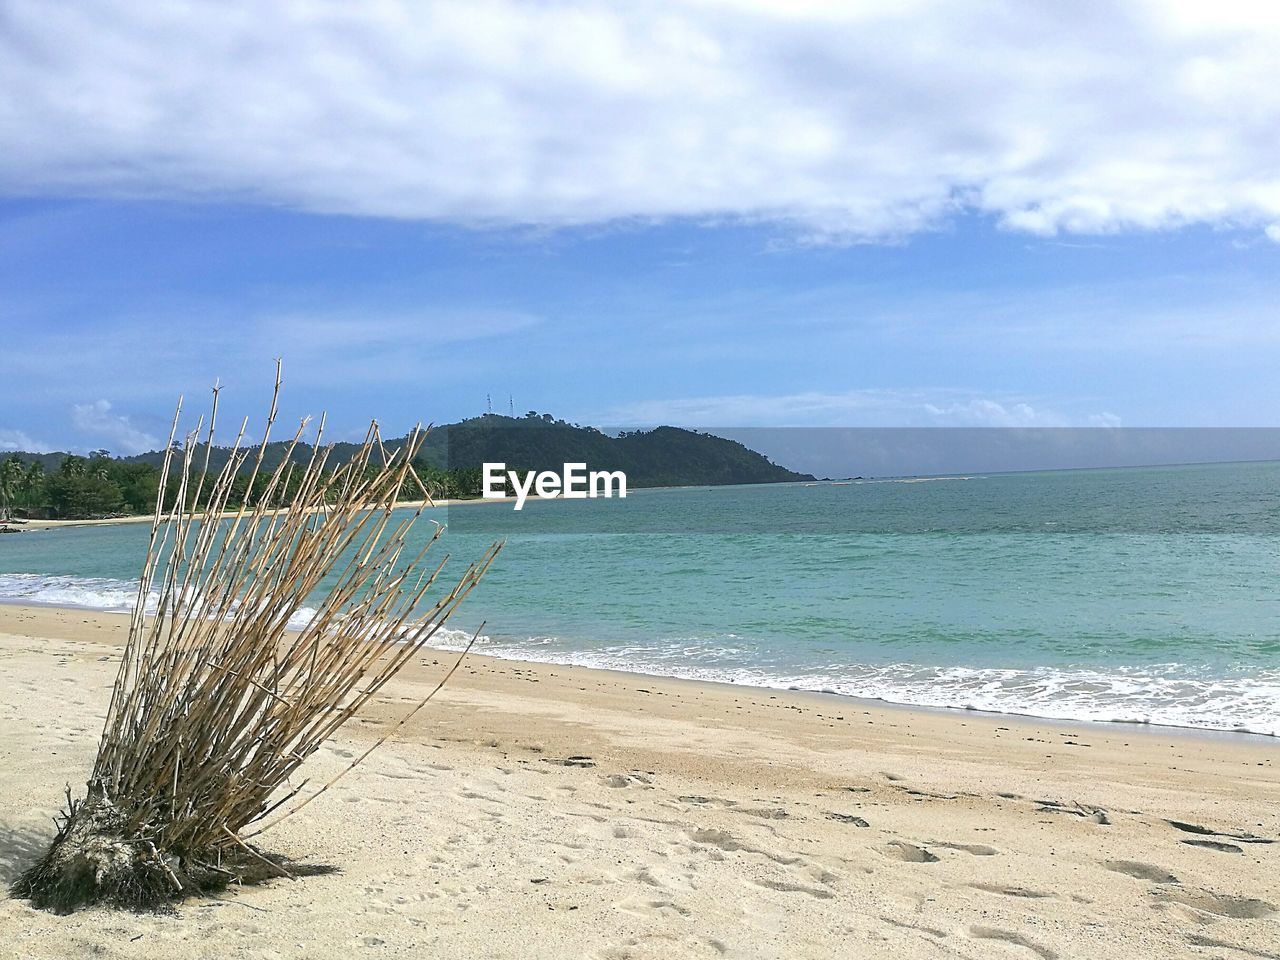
[87,451,113,481]
[45,467,125,519]
[58,454,88,478]
[110,462,160,514]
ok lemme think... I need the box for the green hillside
[0,413,812,520]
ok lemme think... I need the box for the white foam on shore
[0,572,320,630]
[450,636,1280,737]
[0,572,142,613]
[3,572,1275,737]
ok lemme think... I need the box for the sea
[2,460,1278,736]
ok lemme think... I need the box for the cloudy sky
[2,0,1279,454]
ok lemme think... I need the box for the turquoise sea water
[2,460,1278,734]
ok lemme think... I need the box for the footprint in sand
[1103,860,1178,884]
[737,806,790,821]
[968,926,1058,960]
[881,841,939,863]
[628,865,697,892]
[687,827,743,852]
[686,827,802,865]
[679,795,738,808]
[459,789,506,803]
[614,895,692,919]
[1037,800,1110,824]
[1188,933,1280,957]
[1166,819,1274,845]
[1154,889,1277,919]
[930,840,998,856]
[591,935,727,960]
[825,812,870,827]
[748,877,835,900]
[1181,838,1244,854]
[542,756,597,768]
[970,883,1055,899]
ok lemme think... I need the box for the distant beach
[5,494,513,531]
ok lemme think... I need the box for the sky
[1,0,1279,457]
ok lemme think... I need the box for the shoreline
[0,478,800,531]
[2,602,1277,958]
[1,601,1275,747]
[4,494,515,531]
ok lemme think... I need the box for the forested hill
[413,416,813,488]
[1,414,813,519]
[115,415,810,486]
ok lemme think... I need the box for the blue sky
[2,2,1279,455]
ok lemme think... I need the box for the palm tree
[21,460,44,510]
[0,457,24,521]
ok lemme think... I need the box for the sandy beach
[1,603,1276,959]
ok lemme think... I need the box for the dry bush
[13,368,500,912]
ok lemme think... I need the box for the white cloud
[70,400,160,455]
[1,1,1278,241]
[921,399,1045,427]
[587,389,1118,427]
[0,428,48,452]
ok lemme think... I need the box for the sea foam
[3,571,1275,737]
